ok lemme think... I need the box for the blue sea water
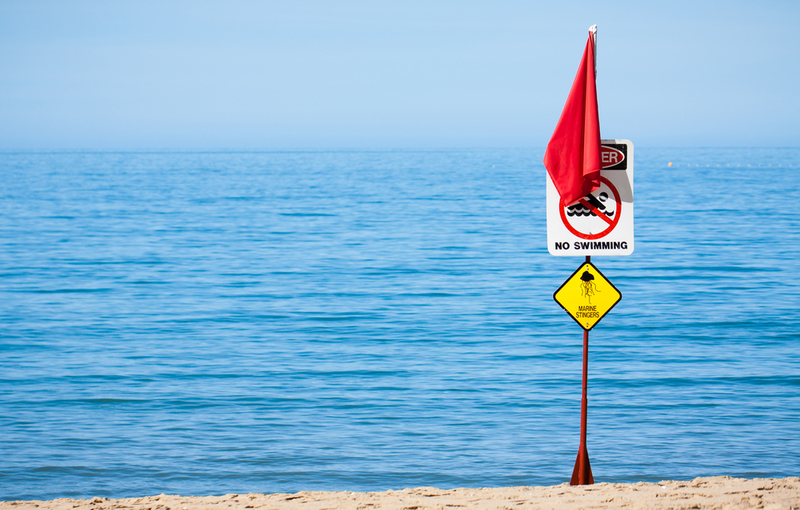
[1,148,798,501]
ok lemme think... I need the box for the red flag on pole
[543,26,601,207]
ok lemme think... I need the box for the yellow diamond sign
[554,262,622,331]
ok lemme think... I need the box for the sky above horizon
[2,0,799,150]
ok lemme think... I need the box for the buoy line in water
[666,162,794,167]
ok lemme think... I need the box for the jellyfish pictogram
[579,271,600,303]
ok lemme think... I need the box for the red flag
[543,27,601,207]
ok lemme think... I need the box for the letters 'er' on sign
[553,262,622,331]
[547,139,634,256]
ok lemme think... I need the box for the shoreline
[3,477,799,510]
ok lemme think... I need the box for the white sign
[547,139,634,256]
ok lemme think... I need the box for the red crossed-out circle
[559,176,621,240]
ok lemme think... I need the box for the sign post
[543,26,632,485]
[577,326,592,485]
[547,140,633,485]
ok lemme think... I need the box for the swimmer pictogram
[566,192,613,218]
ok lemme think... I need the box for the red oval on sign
[601,146,625,168]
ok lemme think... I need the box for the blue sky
[1,0,798,149]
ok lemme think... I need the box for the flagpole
[571,255,594,485]
[572,29,597,484]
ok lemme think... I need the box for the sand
[3,477,799,510]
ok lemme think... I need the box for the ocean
[1,148,798,500]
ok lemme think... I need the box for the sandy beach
[3,477,799,510]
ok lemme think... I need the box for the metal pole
[571,255,594,485]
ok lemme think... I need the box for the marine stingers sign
[547,139,634,256]
[553,262,621,331]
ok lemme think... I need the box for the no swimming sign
[546,139,634,256]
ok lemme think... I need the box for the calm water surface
[1,148,798,500]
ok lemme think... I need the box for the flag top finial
[589,25,597,75]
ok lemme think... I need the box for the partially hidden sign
[553,261,621,331]
[547,139,634,256]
